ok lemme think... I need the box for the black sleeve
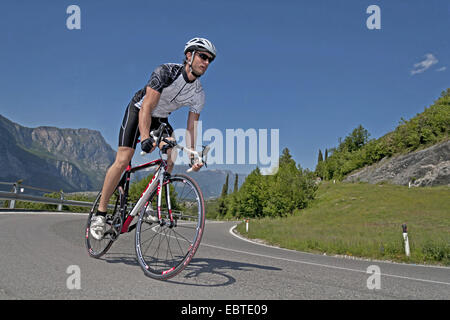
[146,64,179,93]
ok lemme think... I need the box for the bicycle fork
[157,169,175,228]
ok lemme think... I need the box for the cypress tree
[221,174,229,197]
[218,174,229,217]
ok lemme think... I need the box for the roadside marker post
[402,224,410,257]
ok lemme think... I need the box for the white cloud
[436,66,447,72]
[411,53,438,75]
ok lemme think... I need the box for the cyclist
[90,37,217,239]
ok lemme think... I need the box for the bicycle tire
[85,189,122,258]
[135,173,206,280]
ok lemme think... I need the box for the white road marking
[2,213,448,286]
[200,225,450,287]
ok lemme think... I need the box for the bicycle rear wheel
[135,173,206,280]
[85,189,122,258]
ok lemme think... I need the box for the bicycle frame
[115,124,209,234]
[118,157,169,234]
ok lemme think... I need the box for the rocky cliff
[0,114,116,192]
[344,140,450,186]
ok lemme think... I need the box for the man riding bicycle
[91,37,217,238]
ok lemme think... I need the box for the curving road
[0,211,449,300]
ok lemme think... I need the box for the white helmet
[184,37,217,59]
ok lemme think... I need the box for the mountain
[0,114,116,192]
[0,115,248,197]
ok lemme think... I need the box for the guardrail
[0,181,59,194]
[0,179,138,213]
[0,181,116,211]
[0,191,95,210]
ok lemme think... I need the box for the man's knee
[114,158,129,171]
[113,148,134,170]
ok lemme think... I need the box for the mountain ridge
[0,114,247,197]
[0,114,116,192]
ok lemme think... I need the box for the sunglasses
[196,52,214,63]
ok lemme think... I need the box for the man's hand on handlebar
[189,156,203,172]
[140,123,209,173]
[141,137,156,153]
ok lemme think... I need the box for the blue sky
[0,0,449,174]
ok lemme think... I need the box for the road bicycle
[85,123,210,280]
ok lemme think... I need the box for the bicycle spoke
[171,229,186,256]
[164,228,175,263]
[141,227,161,256]
[170,228,194,244]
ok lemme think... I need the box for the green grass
[235,182,450,265]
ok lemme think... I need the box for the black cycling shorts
[118,102,174,150]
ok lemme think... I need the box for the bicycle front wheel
[135,173,206,280]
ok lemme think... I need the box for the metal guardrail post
[9,183,17,209]
[57,191,64,211]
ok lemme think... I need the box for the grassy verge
[235,182,450,266]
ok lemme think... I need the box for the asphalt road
[0,212,449,300]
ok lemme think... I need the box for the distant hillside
[316,89,450,185]
[344,140,449,186]
[0,114,247,197]
[174,167,247,199]
[0,114,116,192]
[132,165,247,199]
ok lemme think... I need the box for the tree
[234,167,265,217]
[233,174,239,193]
[221,174,229,197]
[218,174,229,217]
[279,148,295,167]
[318,149,323,163]
[225,147,318,219]
[341,125,370,153]
[263,148,317,217]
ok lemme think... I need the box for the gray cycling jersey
[131,63,205,118]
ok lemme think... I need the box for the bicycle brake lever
[201,145,210,168]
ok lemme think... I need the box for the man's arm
[186,111,200,150]
[186,111,203,171]
[139,86,161,142]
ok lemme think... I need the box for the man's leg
[98,146,135,212]
[163,137,176,174]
